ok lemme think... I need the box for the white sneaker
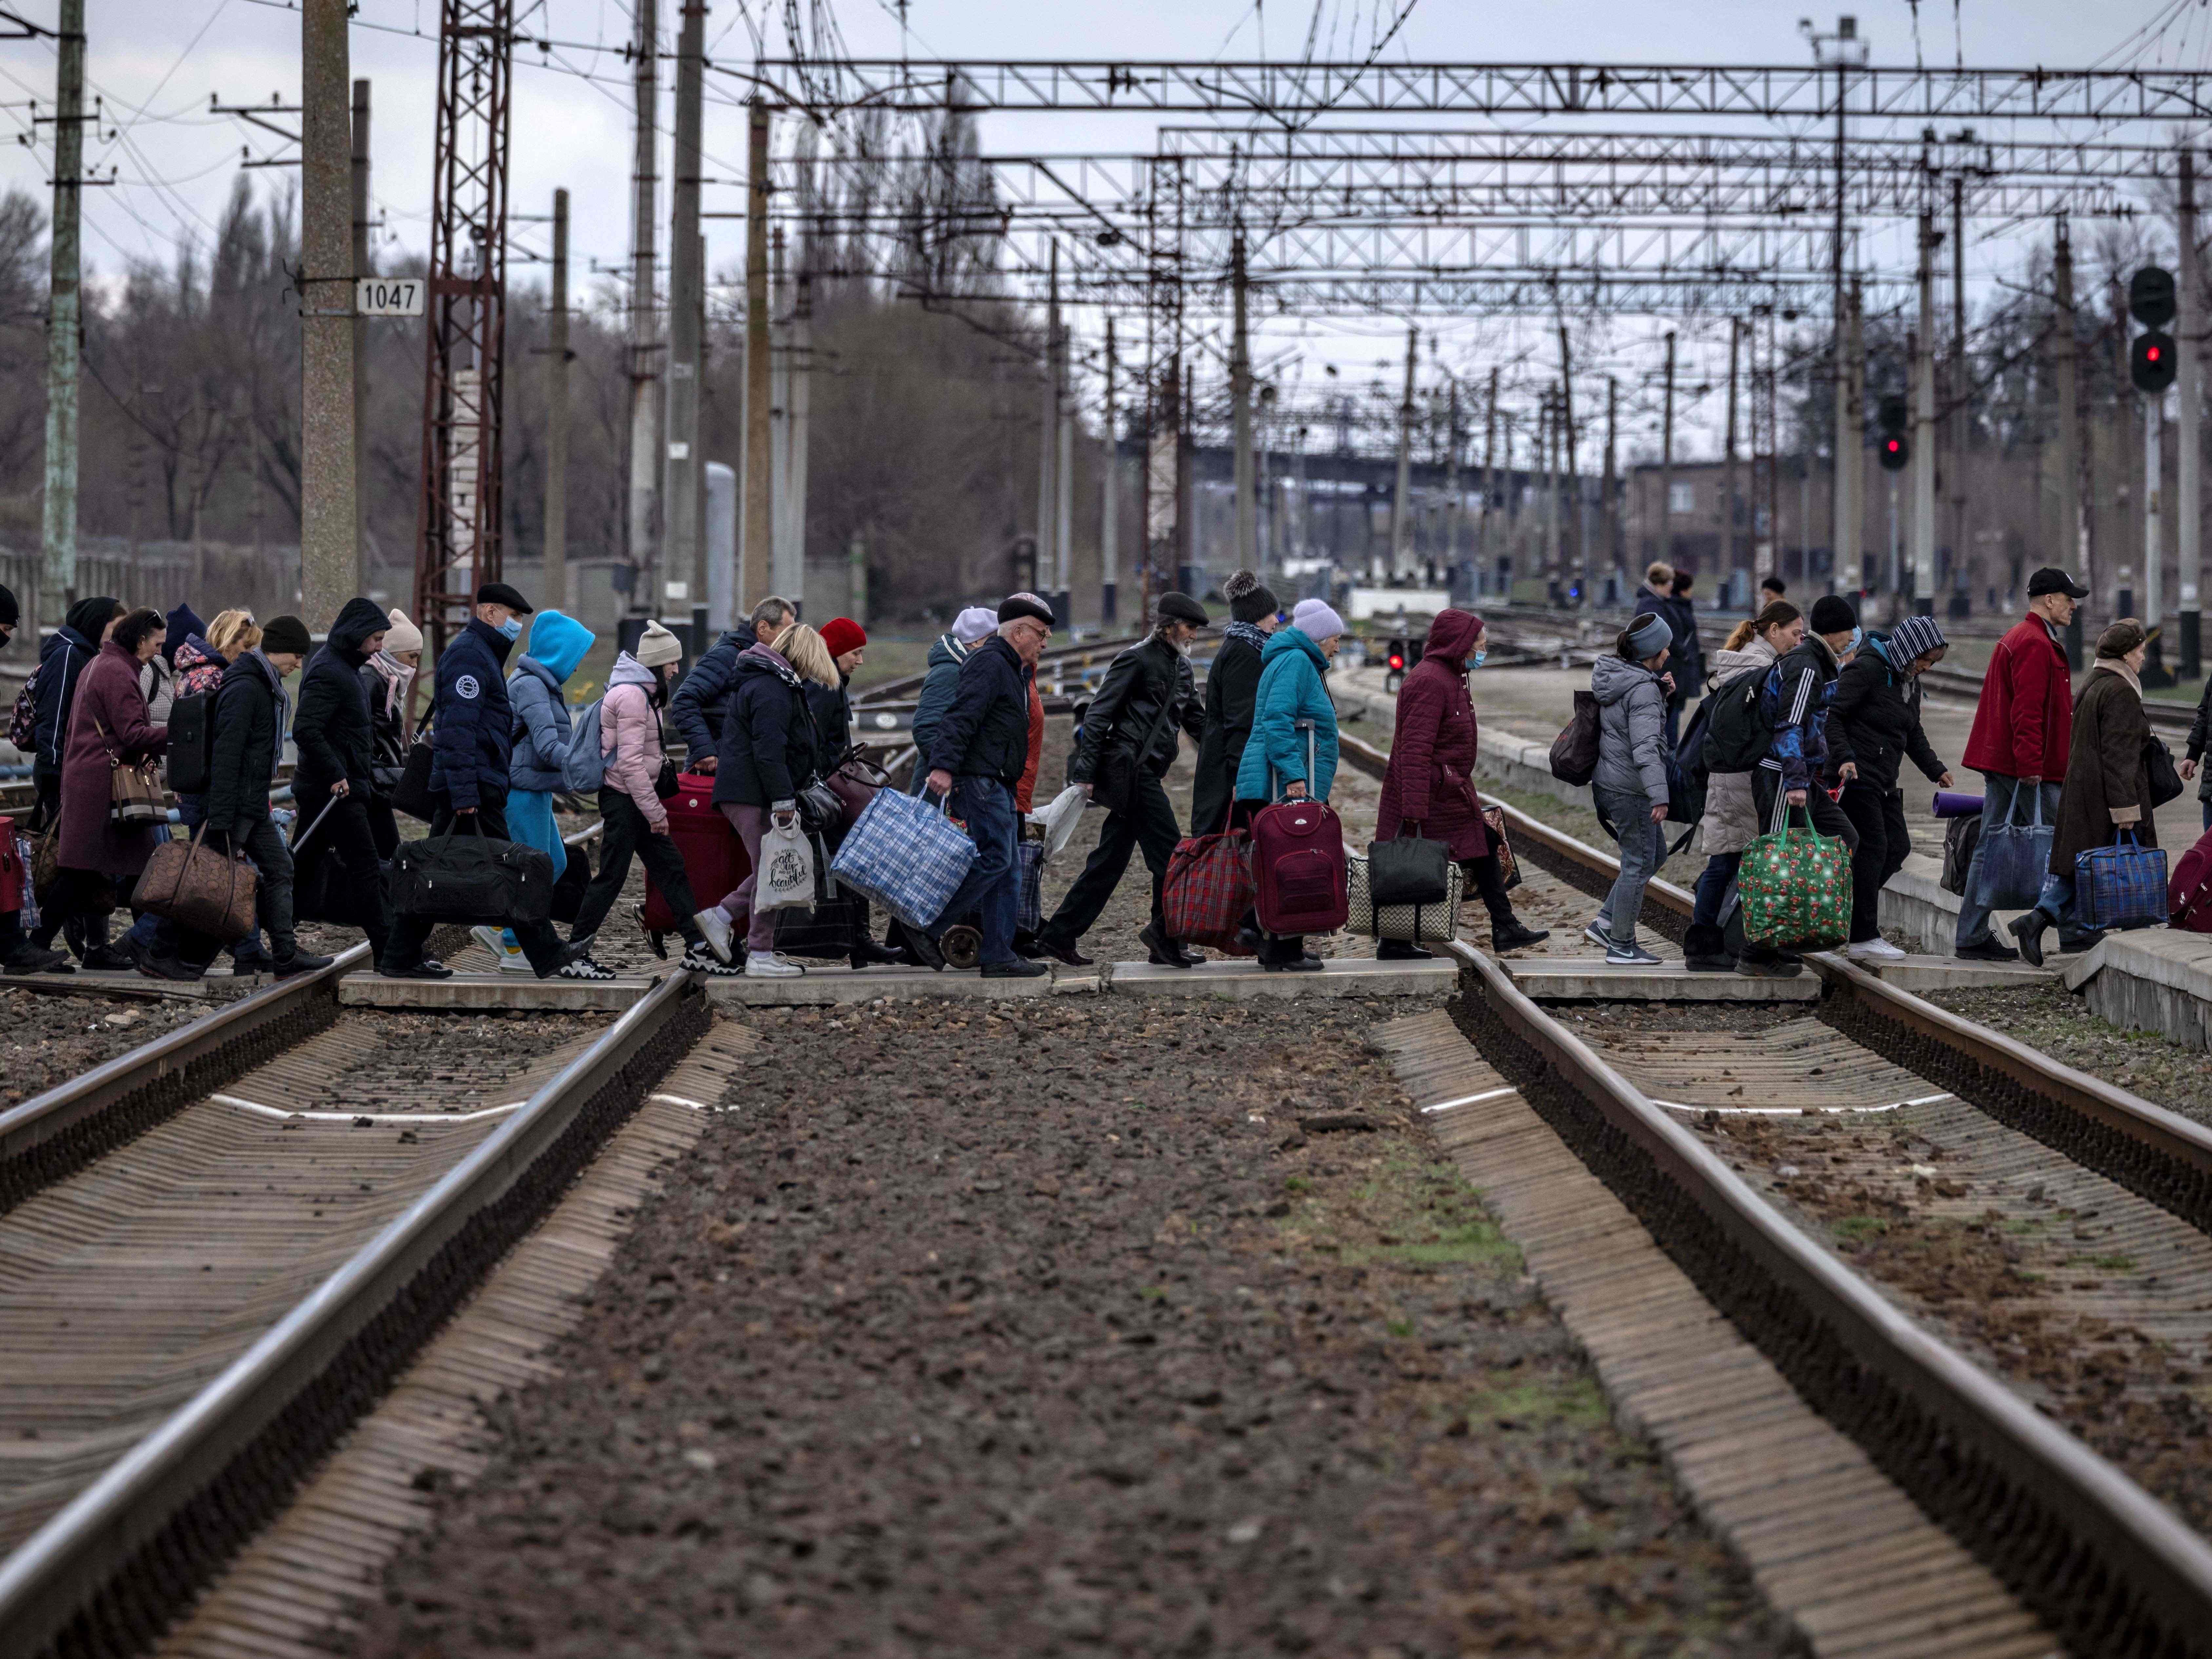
[1847,937,1909,962]
[744,952,804,979]
[472,923,531,973]
[693,908,734,964]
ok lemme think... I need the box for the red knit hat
[820,616,867,658]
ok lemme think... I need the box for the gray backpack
[560,698,608,792]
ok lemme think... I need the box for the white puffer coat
[1697,635,1780,855]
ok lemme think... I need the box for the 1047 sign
[355,278,423,318]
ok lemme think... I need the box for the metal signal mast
[414,0,515,652]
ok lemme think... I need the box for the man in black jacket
[149,616,333,980]
[919,594,1053,978]
[671,595,793,770]
[1825,613,1953,960]
[291,596,398,963]
[1035,592,1208,968]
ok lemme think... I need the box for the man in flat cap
[382,582,584,980]
[1034,592,1209,968]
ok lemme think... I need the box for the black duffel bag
[1366,830,1452,908]
[390,822,557,926]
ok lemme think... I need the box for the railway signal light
[1876,395,1910,472]
[2133,331,2178,394]
[1387,637,1407,672]
[2130,265,2177,328]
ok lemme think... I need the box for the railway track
[1333,731,2212,1653]
[0,835,709,1659]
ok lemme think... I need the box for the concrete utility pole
[785,270,812,615]
[1101,317,1118,623]
[1842,278,1865,594]
[1542,390,1559,585]
[1660,330,1676,572]
[769,229,789,605]
[743,98,772,611]
[351,77,371,591]
[1724,318,1742,591]
[1603,377,1619,599]
[544,188,571,614]
[2054,218,2083,666]
[1055,315,1073,621]
[299,0,357,633]
[1231,228,1255,572]
[39,0,85,614]
[2181,149,2202,677]
[1558,323,1580,600]
[1445,379,1462,588]
[1036,244,1059,610]
[1479,367,1499,594]
[1913,211,1937,616]
[626,0,661,610]
[1391,324,1416,578]
[663,0,704,624]
[1951,173,1970,615]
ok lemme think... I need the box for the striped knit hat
[1888,613,1947,665]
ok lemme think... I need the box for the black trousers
[365,795,400,860]
[1838,782,1910,945]
[572,789,703,948]
[34,867,125,956]
[1041,771,1180,946]
[1461,850,1516,926]
[293,785,392,960]
[382,788,567,972]
[1746,769,1860,960]
[30,764,107,956]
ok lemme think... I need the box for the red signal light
[1885,438,1901,454]
[1388,653,1405,670]
[2149,344,2164,362]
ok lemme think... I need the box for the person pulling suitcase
[568,621,738,976]
[1234,600,1346,971]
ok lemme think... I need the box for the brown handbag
[132,826,258,943]
[97,719,166,827]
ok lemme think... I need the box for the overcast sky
[0,0,2199,458]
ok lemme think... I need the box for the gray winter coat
[1697,637,1779,855]
[1591,653,1670,806]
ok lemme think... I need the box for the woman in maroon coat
[1376,608,1549,957]
[36,609,170,961]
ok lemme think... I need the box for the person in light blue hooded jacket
[474,609,594,968]
[1233,597,1345,971]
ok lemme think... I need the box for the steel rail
[1448,937,2212,1655]
[0,821,607,1214]
[0,967,708,1659]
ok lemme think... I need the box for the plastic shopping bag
[1027,784,1086,862]
[755,810,819,914]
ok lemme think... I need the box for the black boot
[2008,908,2050,968]
[1375,939,1432,960]
[1683,922,1734,973]
[1139,921,1194,968]
[1490,918,1550,952]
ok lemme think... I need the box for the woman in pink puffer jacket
[564,621,737,977]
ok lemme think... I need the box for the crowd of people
[1591,560,2169,975]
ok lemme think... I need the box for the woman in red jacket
[1376,609,1549,958]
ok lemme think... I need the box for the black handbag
[166,692,213,795]
[772,890,869,960]
[2147,735,2185,809]
[389,820,557,926]
[1366,830,1452,908]
[392,732,436,820]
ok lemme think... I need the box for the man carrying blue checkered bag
[2011,619,2162,965]
[914,594,1056,979]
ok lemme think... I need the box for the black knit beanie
[1224,569,1278,624]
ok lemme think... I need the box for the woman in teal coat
[1234,597,1345,970]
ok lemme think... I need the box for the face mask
[1847,626,1864,654]
[497,615,523,641]
[1472,649,1487,669]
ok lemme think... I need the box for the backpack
[166,691,214,795]
[8,666,37,752]
[1941,813,1982,897]
[560,698,608,792]
[1699,666,1773,774]
[1549,691,1600,785]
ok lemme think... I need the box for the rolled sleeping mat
[1932,790,1985,819]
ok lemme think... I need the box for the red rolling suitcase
[1250,722,1348,937]
[641,773,751,945]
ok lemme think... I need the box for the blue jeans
[2034,872,2075,920]
[1692,851,1741,930]
[930,776,1020,964]
[1954,773,2065,948]
[1595,785,1669,949]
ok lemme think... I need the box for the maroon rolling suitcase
[1249,721,1348,937]
[642,772,751,944]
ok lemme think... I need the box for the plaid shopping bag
[1016,837,1045,935]
[829,788,978,928]
[1164,829,1256,953]
[1739,809,1851,951]
[2075,830,2168,930]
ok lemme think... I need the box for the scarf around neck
[2092,657,2144,700]
[1224,619,1268,653]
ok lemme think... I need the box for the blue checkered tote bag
[2074,830,2168,930]
[1016,837,1045,934]
[829,787,978,928]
